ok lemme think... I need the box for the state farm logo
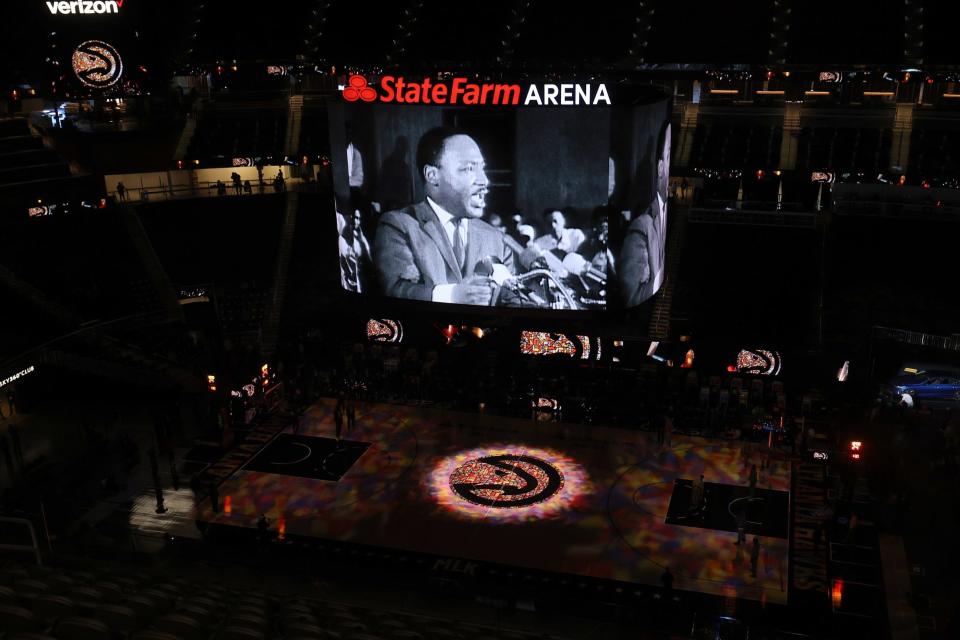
[342,75,611,106]
[342,75,377,102]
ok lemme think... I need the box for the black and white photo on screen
[328,97,671,310]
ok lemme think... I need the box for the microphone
[475,256,513,286]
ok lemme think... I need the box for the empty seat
[225,612,269,631]
[53,616,112,640]
[336,621,368,633]
[154,612,207,640]
[132,632,181,640]
[121,595,167,622]
[150,583,185,599]
[32,594,79,624]
[177,602,219,624]
[65,587,105,609]
[284,622,330,638]
[216,626,268,640]
[15,579,52,601]
[92,604,141,635]
[90,582,123,603]
[187,595,220,611]
[0,603,40,633]
[44,575,78,593]
[375,619,408,632]
[234,595,269,609]
[136,589,176,609]
[283,602,315,615]
[283,613,321,633]
[68,572,97,584]
[228,605,268,621]
[327,611,361,624]
[0,567,31,584]
[112,575,143,592]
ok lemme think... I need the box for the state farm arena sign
[342,75,612,106]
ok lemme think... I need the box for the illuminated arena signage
[736,349,782,376]
[342,74,611,106]
[0,365,35,389]
[47,0,121,14]
[366,319,403,343]
[449,454,563,508]
[72,40,123,89]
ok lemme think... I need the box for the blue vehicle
[889,364,960,403]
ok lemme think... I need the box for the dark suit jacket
[618,201,665,307]
[374,201,514,302]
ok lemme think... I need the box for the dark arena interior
[1,2,960,639]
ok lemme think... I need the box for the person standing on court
[660,566,674,593]
[735,508,747,546]
[750,537,761,577]
[334,396,344,442]
[346,391,356,432]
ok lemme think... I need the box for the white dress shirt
[347,143,364,188]
[652,192,667,292]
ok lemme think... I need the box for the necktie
[656,203,666,289]
[451,219,465,274]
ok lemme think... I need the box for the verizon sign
[47,0,123,15]
[343,75,611,106]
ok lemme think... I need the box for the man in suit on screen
[618,122,671,307]
[374,127,514,306]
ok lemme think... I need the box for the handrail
[873,325,960,352]
[0,515,43,565]
[109,177,319,204]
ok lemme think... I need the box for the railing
[689,206,817,228]
[700,198,809,212]
[873,326,960,352]
[0,515,44,565]
[833,198,960,219]
[108,176,322,204]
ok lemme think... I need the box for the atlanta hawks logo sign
[449,454,564,508]
[72,40,123,89]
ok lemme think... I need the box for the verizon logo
[46,0,122,14]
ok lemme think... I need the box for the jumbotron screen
[328,74,671,311]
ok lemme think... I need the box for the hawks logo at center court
[449,454,564,508]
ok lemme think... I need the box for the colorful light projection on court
[427,445,590,523]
